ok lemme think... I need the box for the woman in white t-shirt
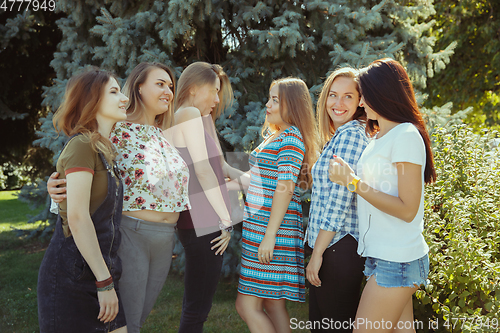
[328,58,436,333]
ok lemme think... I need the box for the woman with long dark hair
[329,58,436,332]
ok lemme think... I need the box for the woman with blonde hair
[38,68,128,332]
[47,62,191,333]
[305,67,369,332]
[235,77,319,333]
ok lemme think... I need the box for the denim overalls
[38,141,125,333]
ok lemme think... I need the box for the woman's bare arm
[66,171,119,323]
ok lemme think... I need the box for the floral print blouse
[111,121,191,213]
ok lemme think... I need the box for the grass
[0,190,309,333]
[0,191,46,333]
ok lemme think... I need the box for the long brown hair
[175,62,234,161]
[357,58,436,183]
[53,67,117,163]
[263,77,319,190]
[123,62,176,130]
[175,62,233,121]
[317,67,366,147]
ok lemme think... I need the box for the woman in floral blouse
[48,62,191,333]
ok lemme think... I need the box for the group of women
[38,57,434,333]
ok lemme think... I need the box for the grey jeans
[118,215,176,333]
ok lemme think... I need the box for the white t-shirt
[356,122,429,262]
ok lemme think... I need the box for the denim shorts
[363,254,429,288]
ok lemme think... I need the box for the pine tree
[0,9,61,190]
[22,0,465,274]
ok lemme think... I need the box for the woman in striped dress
[235,77,319,333]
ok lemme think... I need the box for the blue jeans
[177,228,223,333]
[364,254,429,288]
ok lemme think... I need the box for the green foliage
[420,101,472,137]
[0,162,32,190]
[426,0,500,130]
[0,9,62,184]
[414,125,500,332]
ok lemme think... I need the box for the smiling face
[326,76,360,129]
[192,77,221,116]
[97,77,129,122]
[139,67,174,117]
[265,84,287,128]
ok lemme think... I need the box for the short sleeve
[391,124,426,166]
[277,127,305,183]
[59,136,96,175]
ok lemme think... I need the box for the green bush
[414,125,500,332]
[0,162,32,190]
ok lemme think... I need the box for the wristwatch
[347,176,360,192]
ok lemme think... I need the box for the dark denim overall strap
[37,134,125,333]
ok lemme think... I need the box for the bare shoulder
[175,106,202,124]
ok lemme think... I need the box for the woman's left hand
[328,156,355,187]
[258,234,276,264]
[211,230,231,255]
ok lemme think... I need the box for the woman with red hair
[38,68,129,333]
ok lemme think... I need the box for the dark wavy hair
[357,58,436,184]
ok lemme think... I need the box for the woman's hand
[210,230,231,255]
[97,288,119,323]
[306,254,323,287]
[328,156,355,187]
[258,234,276,264]
[47,172,67,203]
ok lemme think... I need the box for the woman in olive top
[38,68,129,333]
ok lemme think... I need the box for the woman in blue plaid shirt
[305,67,369,332]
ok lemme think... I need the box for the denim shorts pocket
[418,255,429,280]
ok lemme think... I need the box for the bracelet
[97,282,115,292]
[219,219,233,232]
[95,276,113,288]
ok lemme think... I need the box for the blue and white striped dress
[237,126,306,302]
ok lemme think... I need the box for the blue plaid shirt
[305,120,369,249]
